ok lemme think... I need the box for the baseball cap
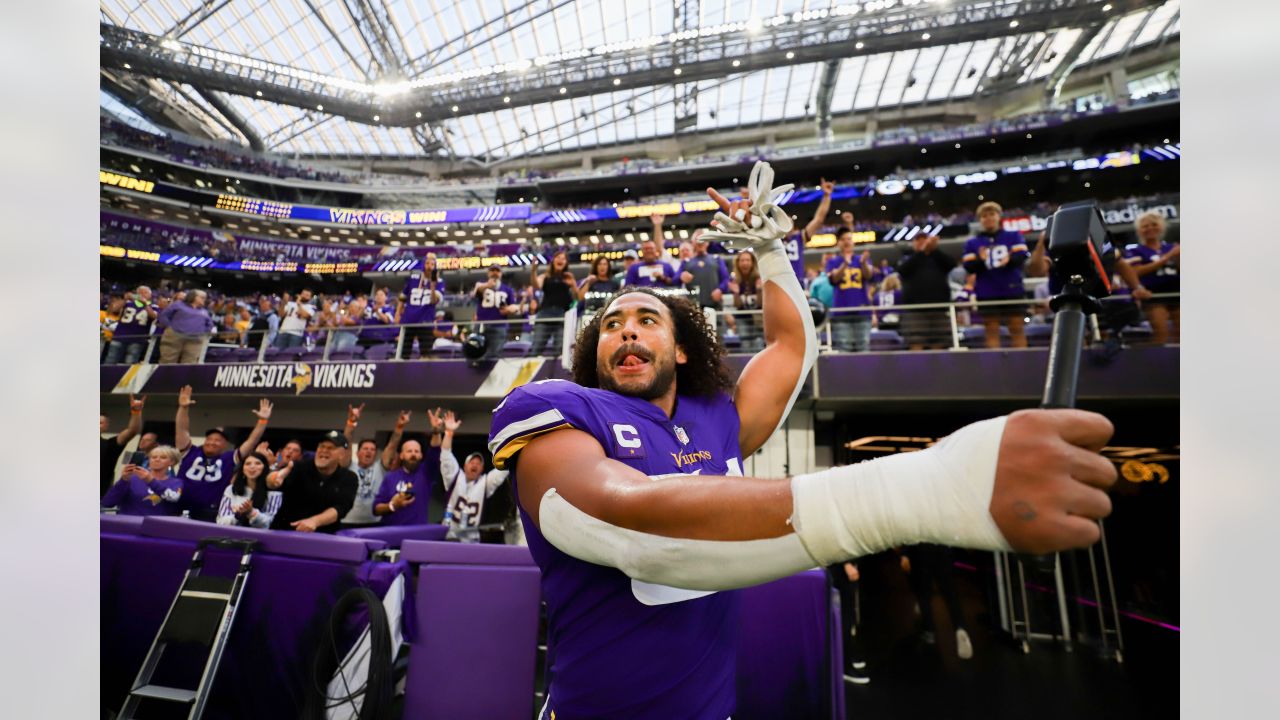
[317,430,350,449]
[623,249,639,259]
[464,451,485,465]
[203,427,229,442]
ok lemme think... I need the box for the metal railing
[99,293,1179,365]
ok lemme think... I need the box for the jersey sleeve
[1122,243,1144,264]
[487,380,599,470]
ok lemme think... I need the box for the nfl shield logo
[673,425,690,445]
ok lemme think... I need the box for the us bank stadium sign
[213,362,376,395]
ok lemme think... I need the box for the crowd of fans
[101,194,1180,365]
[100,392,512,541]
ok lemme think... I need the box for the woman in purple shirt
[101,445,184,516]
[1123,211,1180,345]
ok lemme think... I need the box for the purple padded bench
[400,541,541,720]
[337,523,448,548]
[142,515,386,561]
[103,518,399,719]
[100,513,145,536]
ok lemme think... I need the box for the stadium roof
[100,0,1179,161]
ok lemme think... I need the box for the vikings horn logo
[290,362,313,395]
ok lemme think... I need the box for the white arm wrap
[538,488,817,591]
[535,415,1011,591]
[791,416,1013,566]
[701,161,817,432]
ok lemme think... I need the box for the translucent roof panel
[101,1,1181,160]
[100,89,167,135]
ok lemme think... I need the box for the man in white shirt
[439,411,508,543]
[275,288,315,348]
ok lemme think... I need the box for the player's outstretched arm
[703,163,816,455]
[515,409,1116,591]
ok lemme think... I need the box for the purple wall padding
[736,570,842,719]
[402,546,541,719]
[337,523,448,547]
[141,515,384,561]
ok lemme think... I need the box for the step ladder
[119,537,259,719]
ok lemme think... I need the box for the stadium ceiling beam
[409,0,574,74]
[300,0,373,81]
[814,60,841,143]
[166,0,231,40]
[99,0,1162,127]
[1045,22,1106,105]
[195,87,266,151]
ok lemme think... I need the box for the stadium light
[856,41,865,49]
[732,59,741,67]
[746,17,764,34]
[786,51,795,59]
[613,78,622,85]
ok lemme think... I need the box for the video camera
[1045,200,1115,305]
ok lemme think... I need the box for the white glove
[161,488,182,503]
[700,161,795,253]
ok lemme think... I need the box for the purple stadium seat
[264,346,302,362]
[363,343,398,361]
[326,346,365,361]
[869,329,904,351]
[232,347,260,362]
[1025,322,1053,347]
[203,346,234,363]
[503,340,532,356]
[1122,321,1153,343]
[961,325,1010,348]
[298,348,325,362]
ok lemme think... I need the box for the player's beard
[598,353,677,401]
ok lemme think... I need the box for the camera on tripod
[1046,200,1115,307]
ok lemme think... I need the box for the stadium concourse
[99,1,1179,718]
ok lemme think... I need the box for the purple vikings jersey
[1123,242,1180,293]
[372,448,440,527]
[488,379,745,719]
[475,283,517,323]
[402,272,445,325]
[113,299,155,340]
[101,474,183,516]
[177,447,236,512]
[784,232,806,280]
[963,230,1029,299]
[824,254,870,308]
[362,303,400,342]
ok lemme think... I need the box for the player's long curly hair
[571,287,733,397]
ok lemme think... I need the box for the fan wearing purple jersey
[372,415,444,527]
[488,161,1118,720]
[472,266,521,363]
[102,445,184,517]
[399,254,445,359]
[624,238,677,288]
[1123,211,1180,344]
[103,285,157,364]
[962,201,1030,348]
[174,385,274,521]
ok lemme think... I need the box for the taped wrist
[790,417,1012,565]
[538,488,817,592]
